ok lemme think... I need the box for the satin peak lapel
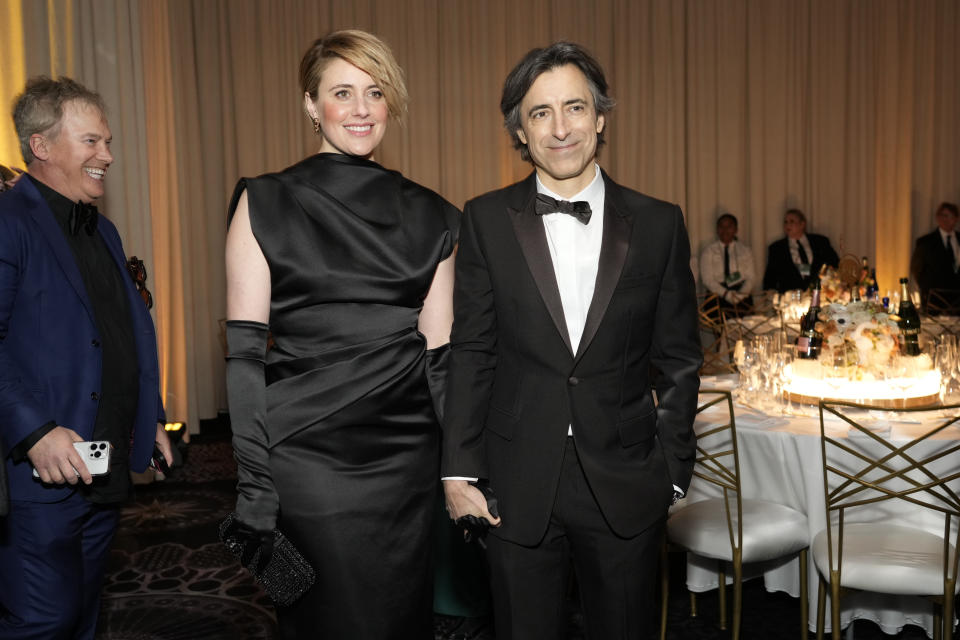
[575,191,632,362]
[508,194,574,355]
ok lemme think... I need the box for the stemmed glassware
[769,347,795,414]
[734,339,761,406]
[888,354,914,398]
[822,351,848,399]
[934,339,958,410]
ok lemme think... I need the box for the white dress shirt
[699,239,755,302]
[539,166,682,498]
[441,167,603,481]
[538,165,604,437]
[537,165,605,355]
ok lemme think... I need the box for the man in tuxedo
[0,76,171,639]
[442,42,700,639]
[762,208,839,292]
[910,202,960,312]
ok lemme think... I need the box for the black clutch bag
[219,512,316,606]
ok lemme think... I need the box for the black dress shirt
[12,175,139,502]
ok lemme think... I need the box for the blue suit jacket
[0,177,164,503]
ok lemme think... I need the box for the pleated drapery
[1,0,958,429]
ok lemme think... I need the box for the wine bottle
[866,267,878,301]
[897,277,921,356]
[796,278,823,359]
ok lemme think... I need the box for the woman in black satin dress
[224,30,458,639]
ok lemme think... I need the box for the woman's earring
[312,117,321,134]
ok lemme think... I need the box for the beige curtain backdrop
[2,0,958,428]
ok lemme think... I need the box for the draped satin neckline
[295,153,404,227]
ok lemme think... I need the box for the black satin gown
[229,153,459,639]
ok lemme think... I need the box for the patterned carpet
[94,438,941,640]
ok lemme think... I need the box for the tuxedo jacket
[443,171,701,545]
[0,177,164,503]
[762,233,839,292]
[911,229,960,299]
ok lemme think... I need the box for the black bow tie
[69,201,99,236]
[534,193,592,224]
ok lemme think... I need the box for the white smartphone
[32,441,112,479]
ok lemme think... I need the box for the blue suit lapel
[19,178,97,325]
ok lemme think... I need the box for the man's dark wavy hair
[500,42,615,162]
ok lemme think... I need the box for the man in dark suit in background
[910,202,960,312]
[762,208,839,292]
[0,76,171,639]
[441,42,700,639]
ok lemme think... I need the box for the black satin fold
[226,154,459,639]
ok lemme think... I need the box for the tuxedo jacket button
[91,339,101,347]
[568,376,579,386]
[90,391,99,401]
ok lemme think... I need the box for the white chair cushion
[668,498,809,562]
[812,523,959,595]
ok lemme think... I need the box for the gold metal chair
[699,294,737,374]
[660,390,810,640]
[720,303,783,348]
[815,400,960,640]
[923,289,960,342]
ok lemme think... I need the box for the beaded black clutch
[219,512,316,606]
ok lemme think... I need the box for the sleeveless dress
[229,153,459,639]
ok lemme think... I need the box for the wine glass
[772,348,795,414]
[888,354,914,399]
[822,351,848,400]
[738,343,761,406]
[935,343,957,402]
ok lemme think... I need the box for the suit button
[90,392,99,401]
[568,376,579,386]
[91,339,101,347]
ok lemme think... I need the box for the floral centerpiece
[818,265,853,304]
[817,301,900,376]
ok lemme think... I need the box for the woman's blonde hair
[299,30,408,121]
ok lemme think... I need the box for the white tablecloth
[686,389,960,635]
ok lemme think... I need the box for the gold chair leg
[659,540,669,640]
[816,576,826,640]
[799,549,809,640]
[830,570,841,640]
[718,567,727,630]
[732,560,743,640]
[690,590,697,618]
[943,580,955,640]
[934,608,942,640]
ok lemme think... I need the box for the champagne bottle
[796,278,823,359]
[897,277,921,356]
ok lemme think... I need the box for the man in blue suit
[0,76,171,639]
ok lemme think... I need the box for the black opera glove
[424,343,450,422]
[225,320,279,534]
[455,480,500,547]
[220,511,275,572]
